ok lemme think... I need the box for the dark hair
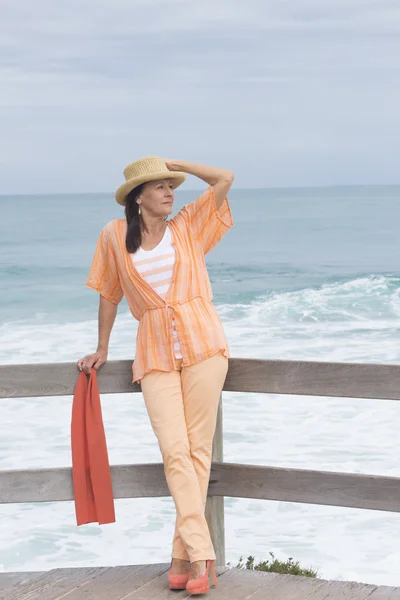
[124,184,144,254]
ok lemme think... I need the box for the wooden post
[205,394,225,566]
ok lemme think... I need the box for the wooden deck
[1,564,399,600]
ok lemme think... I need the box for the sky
[1,0,400,193]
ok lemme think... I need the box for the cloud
[1,0,400,192]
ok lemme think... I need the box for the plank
[0,463,168,503]
[205,394,225,566]
[306,579,378,599]
[249,573,325,600]
[209,463,400,512]
[3,462,400,514]
[0,567,110,600]
[224,358,400,399]
[0,361,138,399]
[123,569,188,599]
[204,568,282,598]
[2,358,400,400]
[63,564,168,600]
[0,572,45,592]
[367,587,400,600]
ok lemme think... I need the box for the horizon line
[1,182,400,197]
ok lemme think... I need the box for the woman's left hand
[164,160,234,210]
[165,159,180,171]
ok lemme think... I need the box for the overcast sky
[2,0,400,193]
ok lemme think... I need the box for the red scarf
[71,368,115,525]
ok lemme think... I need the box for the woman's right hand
[77,349,108,375]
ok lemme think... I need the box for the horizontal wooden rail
[1,358,400,400]
[1,462,400,513]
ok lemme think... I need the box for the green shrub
[230,552,318,578]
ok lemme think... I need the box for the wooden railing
[1,358,400,566]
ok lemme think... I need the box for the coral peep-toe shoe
[167,560,190,590]
[186,559,218,595]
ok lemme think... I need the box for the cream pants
[140,352,229,563]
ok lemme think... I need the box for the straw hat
[115,156,186,206]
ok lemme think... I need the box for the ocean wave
[219,274,400,323]
[217,274,400,364]
[1,274,399,366]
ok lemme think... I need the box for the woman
[77,156,234,595]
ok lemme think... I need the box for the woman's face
[137,179,175,218]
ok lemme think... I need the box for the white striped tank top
[131,226,182,359]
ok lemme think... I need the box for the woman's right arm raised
[77,294,118,374]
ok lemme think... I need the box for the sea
[1,186,400,586]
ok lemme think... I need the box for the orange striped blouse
[85,186,234,383]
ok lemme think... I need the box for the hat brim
[115,171,186,206]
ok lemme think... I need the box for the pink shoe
[186,560,218,595]
[167,560,190,590]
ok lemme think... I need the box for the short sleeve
[178,186,234,254]
[85,227,124,305]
